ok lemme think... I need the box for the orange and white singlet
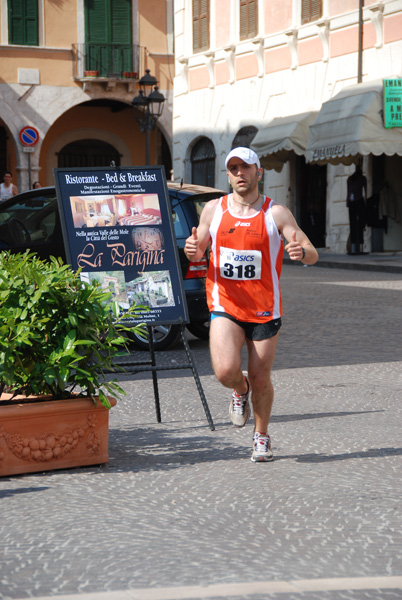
[206,195,284,323]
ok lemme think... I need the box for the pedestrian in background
[0,171,18,202]
[185,147,318,462]
[346,164,367,255]
[33,181,42,189]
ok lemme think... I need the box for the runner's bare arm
[272,204,319,265]
[184,198,219,262]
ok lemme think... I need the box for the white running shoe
[229,374,250,428]
[251,432,274,462]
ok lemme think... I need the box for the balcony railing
[72,43,146,80]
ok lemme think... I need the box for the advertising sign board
[383,79,402,128]
[53,166,188,328]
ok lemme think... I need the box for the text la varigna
[77,242,165,269]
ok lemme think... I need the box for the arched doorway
[231,125,258,149]
[191,137,216,187]
[57,139,121,168]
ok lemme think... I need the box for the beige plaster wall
[44,1,77,47]
[328,0,378,17]
[265,2,292,35]
[139,0,169,54]
[384,12,402,43]
[215,0,231,46]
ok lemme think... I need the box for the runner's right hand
[184,227,199,260]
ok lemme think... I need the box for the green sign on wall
[383,79,402,128]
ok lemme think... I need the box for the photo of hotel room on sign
[69,193,162,228]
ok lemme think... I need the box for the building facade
[0,0,174,192]
[172,0,402,253]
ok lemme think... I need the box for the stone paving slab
[9,578,402,600]
[1,265,401,600]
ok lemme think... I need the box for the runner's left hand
[285,231,303,261]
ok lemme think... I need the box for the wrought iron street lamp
[132,69,165,165]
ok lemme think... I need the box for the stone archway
[46,128,131,184]
[57,139,121,168]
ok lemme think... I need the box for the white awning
[306,79,402,165]
[251,111,318,172]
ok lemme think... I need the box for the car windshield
[0,193,58,247]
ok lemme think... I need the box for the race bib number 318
[219,247,262,280]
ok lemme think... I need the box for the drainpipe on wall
[357,0,364,83]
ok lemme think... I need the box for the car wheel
[127,324,182,351]
[186,319,210,340]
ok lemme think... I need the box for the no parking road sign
[19,126,39,146]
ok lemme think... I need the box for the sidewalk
[284,249,402,273]
[2,263,402,600]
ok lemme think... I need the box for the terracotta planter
[84,70,99,77]
[0,395,116,477]
[123,71,137,78]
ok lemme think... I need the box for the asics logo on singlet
[234,221,251,227]
[227,251,255,262]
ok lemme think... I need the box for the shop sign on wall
[383,79,402,128]
[54,166,188,328]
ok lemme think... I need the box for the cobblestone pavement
[1,263,402,600]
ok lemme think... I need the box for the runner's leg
[246,334,279,433]
[209,316,247,394]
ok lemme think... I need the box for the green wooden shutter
[111,0,131,44]
[85,0,132,75]
[8,0,38,46]
[110,0,132,73]
[85,0,108,43]
[25,0,38,44]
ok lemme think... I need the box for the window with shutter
[84,0,132,75]
[240,0,258,40]
[193,0,210,53]
[301,0,322,24]
[8,0,38,46]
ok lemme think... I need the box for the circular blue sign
[19,126,39,146]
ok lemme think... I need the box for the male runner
[184,147,318,462]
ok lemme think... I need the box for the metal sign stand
[115,324,215,431]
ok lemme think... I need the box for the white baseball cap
[225,147,261,169]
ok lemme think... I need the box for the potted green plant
[0,250,145,476]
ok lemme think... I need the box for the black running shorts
[211,311,282,341]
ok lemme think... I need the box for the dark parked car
[0,182,224,350]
